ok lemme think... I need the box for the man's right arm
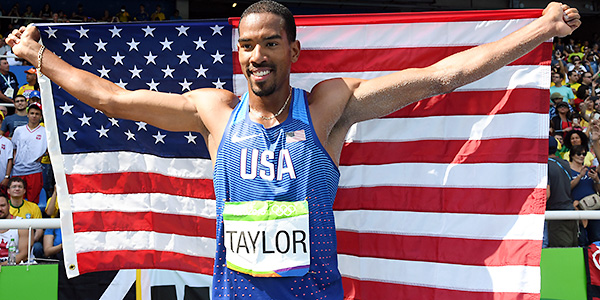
[6,26,238,136]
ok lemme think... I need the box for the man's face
[0,197,9,219]
[552,73,562,84]
[238,13,299,97]
[14,97,28,110]
[0,60,8,74]
[569,72,580,82]
[0,106,7,117]
[27,108,42,125]
[26,73,36,84]
[8,182,25,198]
[583,73,593,85]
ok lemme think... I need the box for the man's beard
[250,80,277,97]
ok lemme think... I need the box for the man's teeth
[254,70,270,76]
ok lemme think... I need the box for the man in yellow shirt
[8,177,42,258]
[16,67,38,99]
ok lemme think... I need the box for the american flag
[40,8,548,300]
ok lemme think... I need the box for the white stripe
[63,151,213,178]
[99,270,136,300]
[345,113,546,143]
[339,162,546,189]
[74,231,216,258]
[335,210,544,240]
[232,19,535,49]
[70,193,216,219]
[234,65,548,96]
[338,254,540,293]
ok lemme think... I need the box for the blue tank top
[212,88,343,299]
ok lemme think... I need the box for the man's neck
[10,197,23,207]
[15,109,27,116]
[555,82,563,87]
[27,121,40,129]
[0,70,7,76]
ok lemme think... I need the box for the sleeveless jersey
[212,88,343,299]
[0,228,19,262]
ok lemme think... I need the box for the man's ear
[291,40,300,63]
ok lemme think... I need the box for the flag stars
[160,37,173,51]
[210,24,224,36]
[129,66,143,79]
[109,26,122,38]
[78,114,92,126]
[97,126,110,138]
[44,27,57,38]
[59,102,74,115]
[177,51,191,64]
[211,50,225,64]
[115,79,128,89]
[63,128,77,141]
[161,65,175,78]
[127,38,140,52]
[112,52,125,65]
[195,65,208,78]
[146,79,160,91]
[153,131,166,144]
[193,36,207,50]
[124,130,136,140]
[108,118,120,127]
[76,26,89,38]
[144,51,158,65]
[80,53,93,65]
[184,132,197,144]
[136,121,148,131]
[179,78,192,91]
[63,39,75,52]
[97,65,110,78]
[212,78,226,89]
[94,39,108,52]
[176,25,190,36]
[142,26,156,37]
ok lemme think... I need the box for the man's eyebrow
[238,34,282,43]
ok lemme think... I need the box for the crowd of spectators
[548,36,600,248]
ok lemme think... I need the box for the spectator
[550,72,575,103]
[22,5,34,25]
[151,5,165,21]
[551,101,573,135]
[11,103,46,205]
[17,68,39,99]
[566,70,581,94]
[43,189,61,258]
[71,4,86,22]
[554,132,569,158]
[100,10,112,22]
[574,84,590,114]
[38,3,52,20]
[568,145,600,245]
[581,71,597,97]
[0,57,18,103]
[44,187,57,218]
[116,6,130,22]
[546,136,578,247]
[170,9,182,20]
[7,177,43,258]
[0,95,28,137]
[134,4,149,21]
[0,193,31,265]
[549,92,563,120]
[563,130,595,166]
[0,37,10,56]
[0,133,12,193]
[0,106,8,122]
[568,56,587,74]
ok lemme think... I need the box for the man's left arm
[16,228,31,263]
[338,2,580,124]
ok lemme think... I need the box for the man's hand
[5,25,42,65]
[542,3,581,38]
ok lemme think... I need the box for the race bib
[223,200,310,277]
[4,87,13,98]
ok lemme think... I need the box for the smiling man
[5,0,581,298]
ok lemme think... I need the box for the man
[11,103,46,205]
[546,136,578,247]
[7,177,43,259]
[0,58,18,104]
[0,193,31,265]
[134,4,149,21]
[17,67,38,99]
[0,133,13,192]
[550,72,575,103]
[151,5,165,21]
[567,70,581,94]
[581,71,598,97]
[0,94,28,137]
[6,1,581,298]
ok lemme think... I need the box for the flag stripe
[66,173,215,198]
[341,277,538,300]
[76,250,214,276]
[334,186,546,215]
[336,231,541,267]
[334,210,543,240]
[337,254,540,293]
[72,211,217,238]
[233,44,549,74]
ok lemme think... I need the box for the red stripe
[386,88,548,117]
[340,138,546,165]
[230,9,542,27]
[341,277,539,300]
[337,232,541,267]
[334,187,546,215]
[77,250,214,276]
[233,44,549,74]
[72,211,216,238]
[66,172,216,199]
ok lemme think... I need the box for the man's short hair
[0,57,7,63]
[8,177,26,190]
[567,70,579,78]
[14,94,26,102]
[553,72,564,79]
[0,193,8,205]
[241,0,296,42]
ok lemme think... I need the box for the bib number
[223,200,310,277]
[4,87,13,98]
